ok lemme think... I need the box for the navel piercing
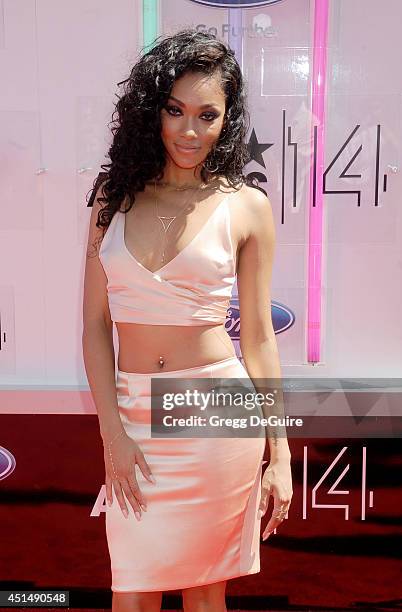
[158,355,165,368]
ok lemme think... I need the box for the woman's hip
[116,354,251,405]
[115,355,265,444]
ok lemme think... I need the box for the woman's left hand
[258,457,293,540]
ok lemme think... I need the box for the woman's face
[160,70,226,170]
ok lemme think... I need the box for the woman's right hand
[103,431,156,520]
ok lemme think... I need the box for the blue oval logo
[0,446,16,481]
[226,297,295,341]
[190,0,282,7]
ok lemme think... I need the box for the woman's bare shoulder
[229,182,271,247]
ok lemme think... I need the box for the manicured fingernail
[141,503,147,512]
[257,509,263,519]
[134,510,141,521]
[107,499,111,507]
[122,508,128,518]
[149,474,156,484]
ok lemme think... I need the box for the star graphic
[246,128,274,168]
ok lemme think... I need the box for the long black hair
[88,27,257,234]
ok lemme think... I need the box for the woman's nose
[180,118,198,137]
[182,134,198,143]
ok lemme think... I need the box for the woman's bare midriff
[116,322,237,373]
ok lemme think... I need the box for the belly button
[158,356,165,368]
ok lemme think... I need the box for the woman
[82,28,293,612]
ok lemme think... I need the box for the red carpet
[0,415,401,610]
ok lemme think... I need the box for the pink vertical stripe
[307,0,329,362]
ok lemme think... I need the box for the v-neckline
[121,191,234,276]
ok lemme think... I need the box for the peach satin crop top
[98,191,237,325]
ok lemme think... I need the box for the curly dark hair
[88,27,258,235]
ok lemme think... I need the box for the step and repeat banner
[0,0,401,609]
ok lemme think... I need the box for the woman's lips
[175,143,201,154]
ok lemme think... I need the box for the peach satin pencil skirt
[105,355,266,593]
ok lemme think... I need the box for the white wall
[1,0,401,388]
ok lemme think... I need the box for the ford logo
[190,0,282,7]
[0,446,16,481]
[226,297,295,341]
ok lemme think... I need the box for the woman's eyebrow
[168,95,219,109]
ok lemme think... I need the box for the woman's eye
[166,106,181,116]
[202,112,218,121]
[165,106,217,121]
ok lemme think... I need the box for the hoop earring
[202,158,220,173]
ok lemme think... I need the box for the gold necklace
[155,181,201,191]
[152,176,220,192]
[153,178,202,266]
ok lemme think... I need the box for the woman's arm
[82,186,154,518]
[82,182,125,444]
[237,185,292,539]
[236,185,291,462]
